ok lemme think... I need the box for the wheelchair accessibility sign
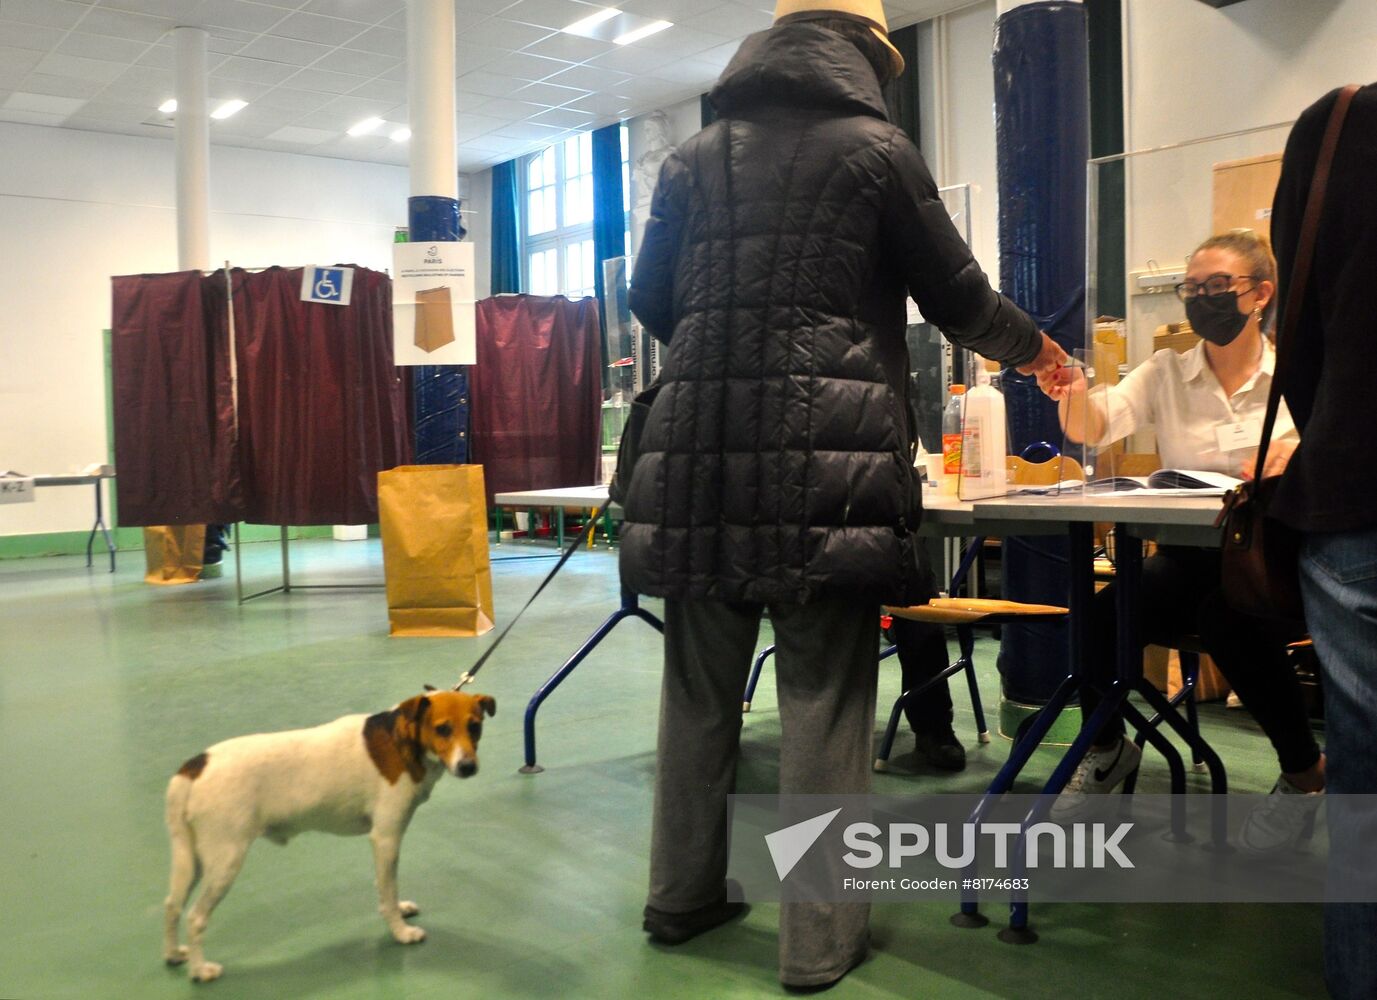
[301,265,354,306]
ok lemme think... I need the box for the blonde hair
[1191,229,1278,331]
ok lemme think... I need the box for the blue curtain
[491,159,521,295]
[591,123,625,370]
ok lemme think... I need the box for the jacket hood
[710,22,890,121]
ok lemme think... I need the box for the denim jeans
[1299,527,1377,1000]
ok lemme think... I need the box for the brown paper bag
[1144,645,1230,703]
[143,525,206,585]
[379,464,494,637]
[414,287,455,353]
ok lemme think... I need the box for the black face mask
[1185,291,1249,347]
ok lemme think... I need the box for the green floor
[0,539,1325,999]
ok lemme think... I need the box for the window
[520,127,630,298]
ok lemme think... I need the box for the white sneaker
[1239,775,1324,855]
[1226,691,1243,709]
[1051,737,1142,819]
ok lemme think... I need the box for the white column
[173,26,211,270]
[406,0,457,200]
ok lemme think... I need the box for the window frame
[518,127,629,299]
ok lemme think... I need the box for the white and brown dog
[162,689,495,982]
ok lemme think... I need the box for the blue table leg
[742,644,776,712]
[520,587,664,774]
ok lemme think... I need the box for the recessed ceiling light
[347,116,385,137]
[564,7,619,34]
[158,98,177,114]
[390,126,411,142]
[210,99,247,120]
[614,19,671,45]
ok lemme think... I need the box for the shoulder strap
[1254,83,1359,482]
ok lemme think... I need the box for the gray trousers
[648,596,879,986]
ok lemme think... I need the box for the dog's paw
[164,945,189,966]
[190,960,223,983]
[393,925,427,945]
[398,901,420,918]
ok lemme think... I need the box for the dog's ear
[477,694,496,718]
[398,694,431,728]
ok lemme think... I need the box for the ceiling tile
[264,123,339,144]
[648,57,721,87]
[512,80,588,107]
[345,76,406,104]
[490,51,575,83]
[455,113,509,139]
[620,0,723,17]
[492,120,565,141]
[202,2,294,34]
[500,0,611,31]
[459,18,553,52]
[206,28,259,55]
[237,34,336,66]
[634,26,731,58]
[585,44,675,75]
[135,44,176,69]
[312,47,397,78]
[565,92,635,117]
[253,86,334,114]
[55,32,152,63]
[302,0,403,21]
[20,72,105,100]
[346,26,406,57]
[474,97,546,120]
[520,31,613,64]
[0,20,68,52]
[274,12,371,46]
[0,0,92,30]
[456,90,491,112]
[208,80,274,102]
[59,98,148,123]
[3,91,87,116]
[34,52,128,84]
[0,45,47,86]
[678,3,772,36]
[283,66,372,94]
[75,7,175,42]
[0,108,70,126]
[458,69,531,100]
[102,0,212,19]
[212,56,300,85]
[542,63,631,93]
[528,106,595,129]
[307,94,398,128]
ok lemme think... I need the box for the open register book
[1084,469,1242,497]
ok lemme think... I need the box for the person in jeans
[1270,82,1377,1000]
[1044,231,1324,845]
[620,0,1065,989]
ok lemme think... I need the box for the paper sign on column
[392,241,477,365]
[0,473,35,504]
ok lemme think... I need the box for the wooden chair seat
[884,597,1069,625]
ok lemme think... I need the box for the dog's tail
[163,760,202,961]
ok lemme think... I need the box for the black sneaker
[913,727,967,772]
[643,880,748,945]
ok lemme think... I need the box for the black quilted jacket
[620,23,1040,605]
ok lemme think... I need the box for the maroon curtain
[111,270,240,526]
[232,266,410,525]
[470,295,603,502]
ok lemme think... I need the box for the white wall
[462,168,493,300]
[1124,0,1376,151]
[916,2,1001,293]
[0,122,410,537]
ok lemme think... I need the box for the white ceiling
[0,0,969,172]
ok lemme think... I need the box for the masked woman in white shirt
[1044,231,1323,848]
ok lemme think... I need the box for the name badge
[1216,419,1262,452]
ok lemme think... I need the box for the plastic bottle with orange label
[941,384,966,494]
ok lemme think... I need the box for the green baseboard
[998,696,1083,747]
[0,524,335,561]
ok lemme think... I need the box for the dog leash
[452,498,613,690]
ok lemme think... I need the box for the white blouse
[1096,339,1298,475]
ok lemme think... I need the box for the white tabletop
[968,493,1223,526]
[33,474,114,487]
[494,485,612,508]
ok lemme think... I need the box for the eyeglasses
[1174,273,1259,303]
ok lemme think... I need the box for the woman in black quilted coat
[626,4,1066,987]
